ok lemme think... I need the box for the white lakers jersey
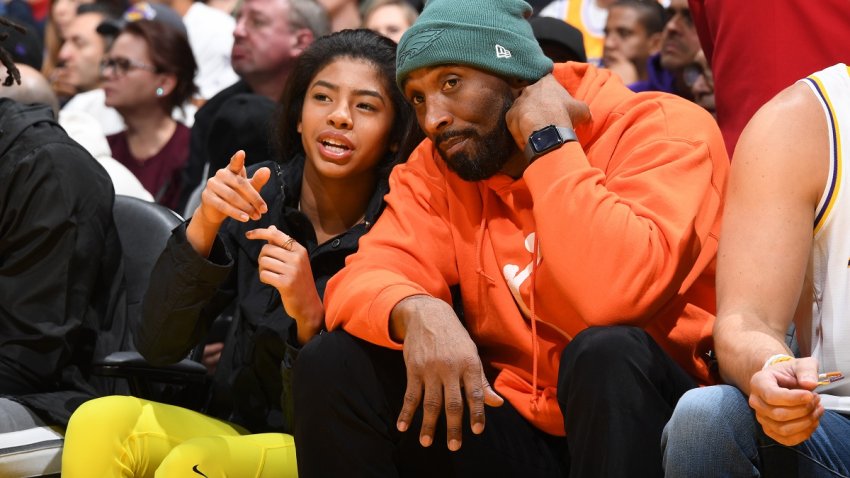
[807,63,850,378]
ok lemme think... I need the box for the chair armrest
[92,351,208,399]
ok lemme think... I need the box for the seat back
[112,195,183,328]
[92,196,206,402]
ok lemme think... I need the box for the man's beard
[434,94,516,181]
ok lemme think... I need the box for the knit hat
[396,0,553,87]
[529,16,587,63]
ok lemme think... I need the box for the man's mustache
[435,129,478,149]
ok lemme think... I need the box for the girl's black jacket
[137,155,387,433]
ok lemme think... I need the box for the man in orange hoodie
[292,0,729,476]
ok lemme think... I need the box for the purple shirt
[628,53,677,95]
[109,123,191,211]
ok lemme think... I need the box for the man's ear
[648,32,663,55]
[291,29,315,57]
[508,77,531,97]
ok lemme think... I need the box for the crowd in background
[0,0,849,476]
[0,0,718,217]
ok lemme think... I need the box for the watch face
[530,126,562,153]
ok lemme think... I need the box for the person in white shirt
[154,0,240,100]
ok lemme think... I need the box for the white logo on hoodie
[503,232,541,317]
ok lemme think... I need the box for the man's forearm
[715,312,793,395]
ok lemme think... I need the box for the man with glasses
[658,0,700,83]
[609,0,700,100]
[683,49,714,117]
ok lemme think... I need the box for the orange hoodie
[324,62,729,436]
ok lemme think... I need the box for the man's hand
[201,342,224,375]
[50,66,77,98]
[246,225,324,345]
[505,73,591,151]
[749,357,824,446]
[391,296,503,451]
[603,50,640,85]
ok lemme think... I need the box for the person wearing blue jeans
[661,63,850,477]
[664,385,850,477]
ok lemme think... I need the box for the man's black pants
[293,326,697,477]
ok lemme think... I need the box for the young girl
[61,29,421,477]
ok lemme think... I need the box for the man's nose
[421,102,452,137]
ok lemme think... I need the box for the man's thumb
[794,357,821,390]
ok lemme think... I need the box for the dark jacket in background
[0,99,128,425]
[177,80,276,214]
[139,156,388,433]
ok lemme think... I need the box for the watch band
[524,125,577,163]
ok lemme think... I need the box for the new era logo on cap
[495,44,512,59]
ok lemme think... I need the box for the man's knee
[294,329,407,435]
[664,385,754,452]
[561,326,650,374]
[294,330,391,411]
[665,387,727,442]
[295,330,362,385]
[663,385,759,474]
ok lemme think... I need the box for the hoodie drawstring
[476,187,541,411]
[529,236,541,410]
[476,191,496,321]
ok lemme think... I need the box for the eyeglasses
[100,57,158,76]
[665,7,693,27]
[683,63,714,89]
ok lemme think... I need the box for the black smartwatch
[523,125,577,163]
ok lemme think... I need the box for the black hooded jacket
[0,99,129,425]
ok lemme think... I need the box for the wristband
[762,353,793,370]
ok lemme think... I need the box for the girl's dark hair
[121,20,197,112]
[276,28,423,178]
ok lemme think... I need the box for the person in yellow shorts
[61,28,422,477]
